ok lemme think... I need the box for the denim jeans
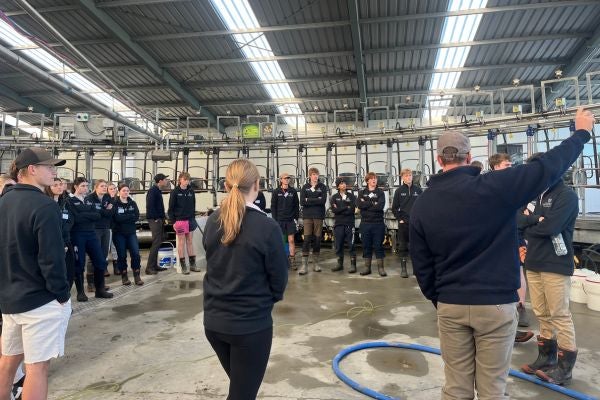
[112,232,141,272]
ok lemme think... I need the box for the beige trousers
[526,270,576,350]
[437,302,518,400]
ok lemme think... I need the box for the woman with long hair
[203,159,288,400]
[167,172,198,274]
[46,178,85,301]
[84,179,114,287]
[107,182,120,276]
[112,183,143,286]
[67,177,113,298]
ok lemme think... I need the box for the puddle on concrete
[264,354,329,389]
[366,348,429,377]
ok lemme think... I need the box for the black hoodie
[300,181,328,219]
[330,190,356,226]
[112,197,140,235]
[85,192,114,229]
[168,186,196,222]
[0,184,70,313]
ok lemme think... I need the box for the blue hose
[332,341,598,400]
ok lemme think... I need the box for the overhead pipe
[0,44,160,141]
[14,0,148,119]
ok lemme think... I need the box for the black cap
[154,173,169,183]
[15,148,66,169]
[335,177,346,187]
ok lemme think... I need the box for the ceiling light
[27,105,33,112]
[512,78,520,87]
[64,107,70,113]
[226,110,231,115]
[405,96,411,103]
[374,100,379,106]
[474,85,481,92]
[343,103,349,109]
[555,69,563,78]
[255,109,261,114]
[313,105,319,111]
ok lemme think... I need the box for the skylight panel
[424,0,487,122]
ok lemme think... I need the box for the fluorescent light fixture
[211,0,305,127]
[425,0,488,122]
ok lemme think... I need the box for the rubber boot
[377,258,387,277]
[133,269,144,286]
[94,269,114,298]
[360,258,372,276]
[180,258,190,275]
[299,256,309,275]
[518,302,530,327]
[348,256,357,273]
[74,274,88,302]
[86,273,95,292]
[189,255,201,272]
[535,348,578,385]
[521,336,558,374]
[313,254,321,272]
[121,270,131,286]
[288,255,297,270]
[332,257,343,272]
[400,258,409,278]
[112,260,120,276]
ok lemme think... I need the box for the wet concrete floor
[48,248,600,399]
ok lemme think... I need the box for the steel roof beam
[542,24,600,108]
[162,51,353,68]
[348,0,367,105]
[77,0,222,131]
[0,83,50,114]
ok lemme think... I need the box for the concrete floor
[48,248,600,400]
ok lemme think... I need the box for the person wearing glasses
[271,172,299,270]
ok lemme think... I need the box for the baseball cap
[154,173,169,183]
[280,172,291,179]
[15,148,65,169]
[437,131,471,156]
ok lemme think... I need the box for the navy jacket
[330,191,356,226]
[357,187,386,224]
[271,186,299,221]
[58,195,75,246]
[146,184,166,220]
[391,183,422,221]
[300,182,328,219]
[168,186,196,222]
[253,191,266,211]
[85,192,114,229]
[112,198,140,235]
[521,182,578,276]
[410,129,590,307]
[0,184,70,313]
[203,207,288,334]
[68,195,100,232]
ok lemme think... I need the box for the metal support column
[355,141,363,189]
[212,147,219,207]
[182,148,190,172]
[269,145,276,190]
[326,143,334,191]
[297,145,306,185]
[570,120,586,215]
[120,149,127,181]
[386,138,394,191]
[86,149,94,181]
[417,136,427,187]
[526,125,536,158]
[487,129,497,158]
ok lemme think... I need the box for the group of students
[270,167,422,278]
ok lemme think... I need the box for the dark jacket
[146,184,166,220]
[357,187,386,224]
[521,182,578,275]
[253,191,266,211]
[0,184,70,313]
[203,207,288,334]
[409,129,590,307]
[68,194,100,232]
[271,186,299,221]
[300,182,328,219]
[58,195,75,246]
[168,186,196,222]
[392,183,423,221]
[330,191,356,226]
[85,192,114,229]
[112,197,140,235]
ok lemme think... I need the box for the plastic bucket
[571,269,594,303]
[583,274,600,312]
[158,242,177,269]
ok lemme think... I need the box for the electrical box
[60,122,75,138]
[102,119,115,128]
[512,105,523,114]
[475,111,484,119]
[151,150,175,162]
[76,113,89,122]
[555,97,567,108]
[117,126,126,137]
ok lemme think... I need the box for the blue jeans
[112,232,141,272]
[72,230,108,274]
[360,222,385,259]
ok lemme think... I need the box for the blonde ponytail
[218,159,260,245]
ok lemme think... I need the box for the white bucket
[571,269,595,303]
[158,242,177,270]
[583,274,600,312]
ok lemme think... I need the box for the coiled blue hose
[332,341,598,400]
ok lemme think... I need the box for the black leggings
[205,327,273,400]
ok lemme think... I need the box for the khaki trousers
[526,270,576,350]
[437,302,518,400]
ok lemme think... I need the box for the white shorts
[1,299,71,364]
